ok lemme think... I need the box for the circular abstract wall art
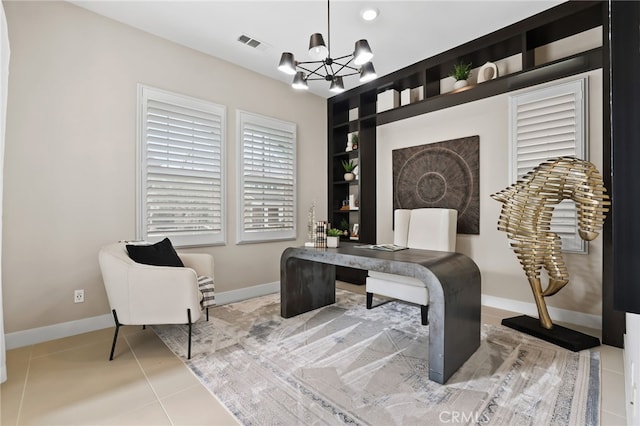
[393,136,479,234]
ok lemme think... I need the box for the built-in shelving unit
[327,1,604,285]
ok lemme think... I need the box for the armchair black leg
[366,292,373,309]
[187,308,192,360]
[421,305,429,326]
[109,309,121,361]
[206,307,209,321]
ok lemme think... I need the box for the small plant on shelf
[342,159,356,181]
[339,219,350,237]
[350,133,359,150]
[449,62,472,81]
[327,228,343,237]
[342,160,356,172]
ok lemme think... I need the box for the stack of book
[314,221,327,248]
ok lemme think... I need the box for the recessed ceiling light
[361,7,379,22]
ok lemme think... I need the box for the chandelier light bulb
[308,33,328,60]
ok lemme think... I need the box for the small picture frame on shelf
[352,223,359,238]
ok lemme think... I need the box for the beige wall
[2,1,327,333]
[376,70,603,316]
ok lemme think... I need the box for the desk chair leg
[421,305,429,326]
[206,307,209,321]
[187,308,193,360]
[366,292,373,309]
[109,309,121,361]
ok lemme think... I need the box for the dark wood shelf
[376,48,602,126]
[333,150,359,159]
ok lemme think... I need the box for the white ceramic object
[477,62,498,83]
[344,172,355,181]
[453,79,468,89]
[327,236,340,248]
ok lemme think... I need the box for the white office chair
[366,208,457,325]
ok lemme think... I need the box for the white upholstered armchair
[366,208,457,325]
[98,241,214,360]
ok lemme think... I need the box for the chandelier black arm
[297,63,328,79]
[335,71,360,77]
[330,59,359,76]
[296,60,325,65]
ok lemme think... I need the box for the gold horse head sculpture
[491,156,610,329]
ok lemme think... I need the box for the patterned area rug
[153,290,600,425]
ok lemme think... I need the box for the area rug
[153,290,600,426]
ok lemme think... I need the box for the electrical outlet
[74,289,84,303]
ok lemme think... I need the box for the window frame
[508,77,588,253]
[136,84,226,248]
[236,110,297,244]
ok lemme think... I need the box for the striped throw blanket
[197,276,215,308]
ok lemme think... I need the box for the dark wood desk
[280,242,481,384]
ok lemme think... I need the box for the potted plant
[339,218,350,237]
[350,133,359,150]
[342,159,356,181]
[450,62,472,89]
[327,228,342,248]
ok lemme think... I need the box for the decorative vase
[453,79,468,89]
[327,236,340,248]
[477,61,498,83]
[344,172,355,181]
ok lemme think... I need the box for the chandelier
[277,0,377,93]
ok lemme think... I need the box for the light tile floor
[0,283,628,425]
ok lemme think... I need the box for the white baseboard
[214,281,279,305]
[7,286,599,350]
[5,281,281,350]
[481,294,602,331]
[5,313,113,350]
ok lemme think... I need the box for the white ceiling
[71,0,565,98]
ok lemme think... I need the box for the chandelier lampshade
[278,0,377,92]
[329,76,345,93]
[308,33,328,60]
[359,62,377,83]
[353,39,374,65]
[278,52,297,75]
[292,71,309,90]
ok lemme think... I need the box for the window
[237,111,296,243]
[509,78,587,252]
[137,85,225,247]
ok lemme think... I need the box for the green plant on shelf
[342,159,356,172]
[327,228,343,237]
[339,219,350,231]
[350,133,359,150]
[449,62,472,81]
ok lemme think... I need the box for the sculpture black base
[501,315,600,352]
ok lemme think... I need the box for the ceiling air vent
[238,34,261,48]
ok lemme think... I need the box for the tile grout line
[15,346,34,425]
[123,333,175,426]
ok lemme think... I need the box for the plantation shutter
[138,85,225,247]
[509,78,587,253]
[237,111,296,243]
